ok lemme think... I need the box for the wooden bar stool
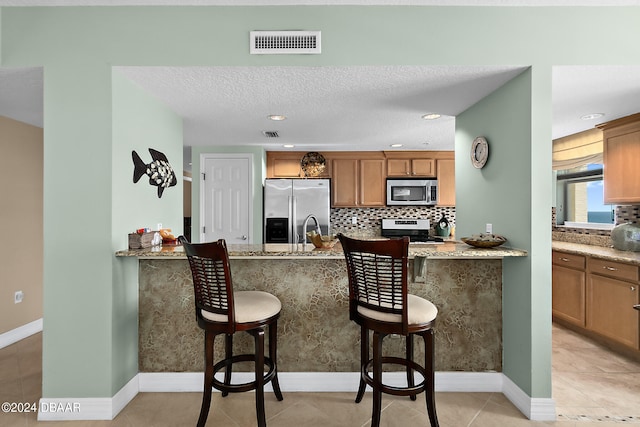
[338,234,439,427]
[179,236,283,427]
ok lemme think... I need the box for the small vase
[611,223,640,252]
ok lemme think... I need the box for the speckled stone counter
[117,241,527,374]
[552,241,640,265]
[116,240,527,260]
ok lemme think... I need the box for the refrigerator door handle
[292,196,299,243]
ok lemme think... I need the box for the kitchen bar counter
[552,241,640,265]
[118,240,526,375]
[116,240,527,260]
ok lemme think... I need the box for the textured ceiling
[115,65,525,153]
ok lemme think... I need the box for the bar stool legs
[424,329,438,427]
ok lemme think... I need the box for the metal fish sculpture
[132,148,177,198]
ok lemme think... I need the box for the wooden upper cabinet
[273,158,303,178]
[387,158,435,177]
[266,151,330,178]
[331,158,358,207]
[436,159,455,206]
[331,157,386,207]
[359,159,386,206]
[596,113,640,204]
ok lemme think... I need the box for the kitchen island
[117,241,527,375]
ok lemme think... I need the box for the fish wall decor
[132,148,178,198]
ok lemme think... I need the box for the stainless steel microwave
[386,179,438,206]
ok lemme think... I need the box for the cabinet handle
[632,286,637,291]
[559,257,570,262]
[603,266,618,271]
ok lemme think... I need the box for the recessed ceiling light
[268,115,287,121]
[283,144,295,148]
[390,144,403,148]
[422,113,441,120]
[581,113,604,121]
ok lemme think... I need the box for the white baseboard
[0,318,43,349]
[37,371,555,422]
[37,375,139,421]
[502,375,557,421]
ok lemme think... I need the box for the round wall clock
[471,137,489,169]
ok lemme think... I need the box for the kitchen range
[381,218,444,244]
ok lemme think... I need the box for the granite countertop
[116,240,528,260]
[552,241,640,266]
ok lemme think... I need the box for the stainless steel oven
[386,179,437,206]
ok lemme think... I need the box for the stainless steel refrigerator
[264,178,331,244]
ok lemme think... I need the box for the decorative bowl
[306,232,338,248]
[461,234,507,248]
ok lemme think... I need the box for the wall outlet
[486,223,493,233]
[351,216,357,225]
[14,291,24,304]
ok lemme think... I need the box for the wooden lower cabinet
[587,274,639,349]
[587,258,640,350]
[553,250,640,352]
[552,251,586,327]
[552,264,586,327]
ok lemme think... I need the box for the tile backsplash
[552,205,640,247]
[331,206,455,238]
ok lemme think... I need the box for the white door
[201,154,253,244]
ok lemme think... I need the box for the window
[556,164,614,228]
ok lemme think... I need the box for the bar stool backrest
[338,234,410,334]
[179,236,236,331]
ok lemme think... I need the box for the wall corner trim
[37,375,138,421]
[502,375,557,421]
[0,318,43,349]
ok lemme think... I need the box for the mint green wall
[111,71,183,392]
[191,146,266,244]
[456,69,551,396]
[2,5,640,401]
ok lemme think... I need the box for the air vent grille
[262,131,279,138]
[250,31,321,55]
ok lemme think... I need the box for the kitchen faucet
[302,214,323,245]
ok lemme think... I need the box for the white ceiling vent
[250,31,321,55]
[262,131,280,138]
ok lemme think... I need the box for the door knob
[240,235,247,240]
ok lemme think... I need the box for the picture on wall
[132,148,178,198]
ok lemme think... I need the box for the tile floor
[1,324,639,426]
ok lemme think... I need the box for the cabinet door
[387,159,410,176]
[552,265,586,326]
[359,159,386,206]
[436,159,455,206]
[587,274,639,349]
[331,159,358,207]
[604,129,640,204]
[273,158,302,177]
[411,158,435,177]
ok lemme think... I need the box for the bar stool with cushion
[337,234,439,427]
[179,236,283,427]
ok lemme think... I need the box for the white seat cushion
[357,294,437,325]
[201,291,281,324]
